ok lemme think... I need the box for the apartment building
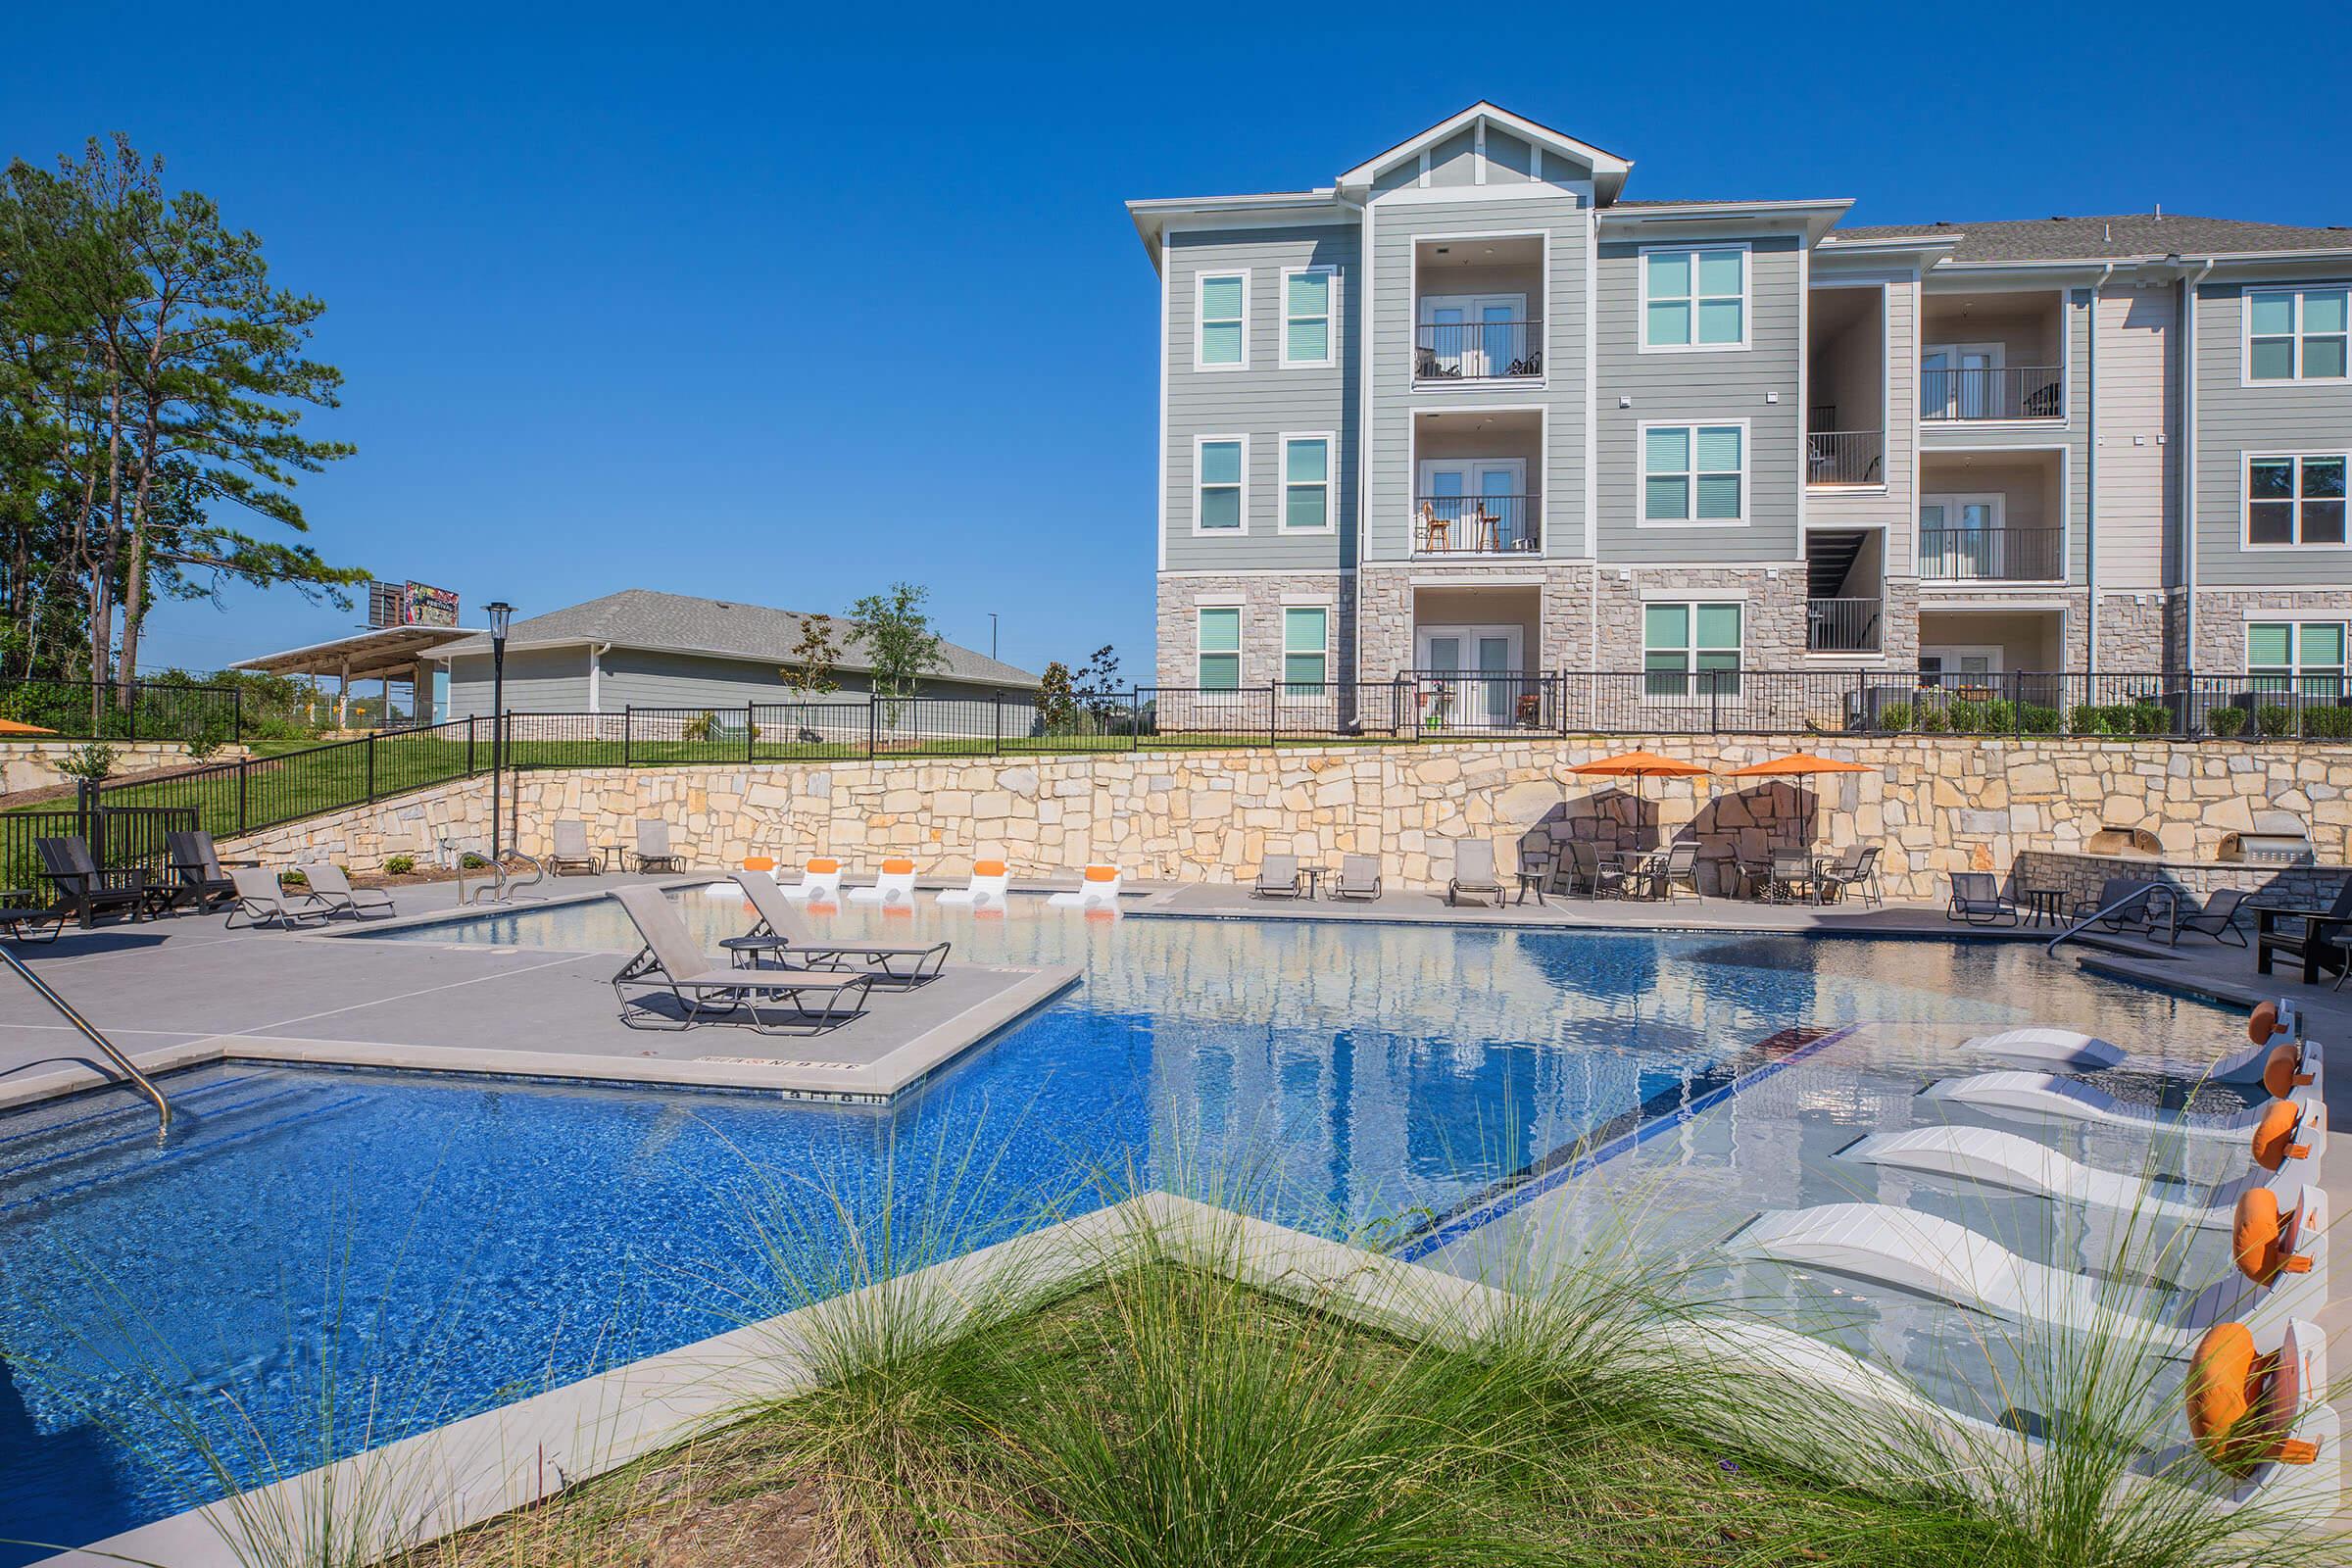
[1130,103,2352,716]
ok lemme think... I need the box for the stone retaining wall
[2010,850,2348,913]
[0,740,249,797]
[221,737,2352,904]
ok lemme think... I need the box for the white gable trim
[1338,103,1631,201]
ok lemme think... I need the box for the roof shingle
[1829,213,2352,263]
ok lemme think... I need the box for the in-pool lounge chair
[1926,1062,2325,1145]
[166,830,240,912]
[633,819,686,874]
[548,821,605,876]
[1945,871,2017,926]
[778,858,845,903]
[298,862,397,920]
[1331,855,1382,901]
[1047,865,1122,909]
[733,871,950,985]
[1251,854,1304,899]
[225,866,333,930]
[848,858,918,907]
[1959,998,2301,1082]
[36,837,150,928]
[1446,840,1502,907]
[936,859,1010,909]
[612,884,871,1033]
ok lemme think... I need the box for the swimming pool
[0,903,2234,1559]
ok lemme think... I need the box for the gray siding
[600,648,1007,711]
[2091,281,2179,590]
[1364,192,1591,562]
[2193,274,2352,589]
[1162,224,1360,572]
[1595,233,1802,564]
[445,646,590,717]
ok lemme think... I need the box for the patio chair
[733,871,950,985]
[225,866,333,930]
[936,859,1010,909]
[1653,841,1701,902]
[1946,871,2018,926]
[1446,839,1502,907]
[0,888,65,944]
[1251,853,1304,899]
[35,837,148,928]
[2257,881,2352,991]
[2071,876,2159,934]
[1766,849,1817,905]
[297,862,396,920]
[1047,865,1123,909]
[548,820,604,876]
[1512,840,1555,906]
[778,857,845,903]
[1818,845,1884,908]
[166,830,239,912]
[612,884,872,1032]
[1332,855,1382,901]
[848,857,919,907]
[632,819,685,874]
[1561,841,1618,899]
[2173,887,2252,948]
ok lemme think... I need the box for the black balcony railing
[1413,495,1540,554]
[1806,430,1885,486]
[1413,319,1543,381]
[1806,598,1882,653]
[1922,366,2063,420]
[1919,525,2065,582]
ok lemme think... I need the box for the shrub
[1982,699,2016,732]
[2019,704,2062,734]
[681,710,719,744]
[1876,702,1912,734]
[383,854,416,875]
[2206,706,2248,737]
[460,852,489,869]
[2068,705,2109,735]
[1944,699,1987,734]
[54,742,119,783]
[278,868,308,887]
[2257,705,2294,737]
[183,717,233,762]
[1916,707,1948,734]
[2302,706,2352,740]
[2126,703,2169,736]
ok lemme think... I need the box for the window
[2245,454,2347,546]
[2247,288,2349,382]
[1197,608,1242,690]
[1282,268,1333,368]
[1643,602,1742,698]
[1642,247,1745,350]
[1196,436,1246,532]
[1642,423,1744,524]
[2249,621,2348,697]
[1281,435,1332,530]
[1282,607,1328,695]
[1197,272,1247,368]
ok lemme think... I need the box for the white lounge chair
[633,818,686,873]
[732,871,949,985]
[1446,839,1502,907]
[1731,1186,2328,1356]
[848,857,918,907]
[777,857,844,903]
[1046,864,1122,909]
[1924,1068,2324,1144]
[548,820,604,876]
[225,866,334,930]
[1962,1001,2302,1085]
[610,884,871,1032]
[936,858,1010,909]
[296,862,396,920]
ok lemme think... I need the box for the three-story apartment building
[1131,103,2352,716]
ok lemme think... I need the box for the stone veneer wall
[1154,571,1354,690]
[2095,591,2176,670]
[2192,588,2352,674]
[0,740,249,796]
[2011,848,2347,911]
[226,774,494,864]
[223,738,2352,905]
[1593,567,1810,667]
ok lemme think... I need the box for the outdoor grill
[2222,811,2317,864]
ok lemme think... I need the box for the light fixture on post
[486,601,514,865]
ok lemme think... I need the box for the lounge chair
[732,871,950,985]
[1925,1066,2324,1144]
[778,857,845,903]
[165,830,239,912]
[1046,864,1122,909]
[1653,841,1701,902]
[225,866,333,930]
[936,858,1011,909]
[1945,871,2017,926]
[1251,854,1304,899]
[1960,999,2302,1084]
[548,820,604,876]
[0,888,65,944]
[1817,845,1883,907]
[632,819,685,874]
[1331,855,1381,901]
[2071,875,2161,933]
[611,884,871,1033]
[297,862,396,920]
[2175,887,2252,948]
[1446,840,1501,907]
[36,837,149,928]
[848,858,918,907]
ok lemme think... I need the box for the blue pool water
[0,905,2231,1558]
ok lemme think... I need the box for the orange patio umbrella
[1565,750,1712,818]
[1721,752,1874,851]
[0,718,57,736]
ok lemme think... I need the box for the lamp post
[486,601,514,864]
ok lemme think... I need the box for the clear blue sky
[9,1,2345,682]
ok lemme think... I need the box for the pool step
[0,1081,368,1216]
[0,1070,270,1159]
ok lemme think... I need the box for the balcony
[1413,494,1540,555]
[1413,319,1544,383]
[1920,525,2063,582]
[1806,430,1885,487]
[1921,366,2064,421]
[1807,598,1882,654]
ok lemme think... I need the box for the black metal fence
[0,803,197,895]
[81,718,486,843]
[0,678,249,741]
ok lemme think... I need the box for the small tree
[851,582,945,727]
[780,612,842,698]
[1036,661,1079,733]
[1076,644,1122,728]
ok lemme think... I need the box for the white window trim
[1277,431,1337,533]
[2240,450,2351,551]
[1194,270,1250,371]
[1192,433,1250,537]
[1637,417,1750,528]
[1278,602,1333,703]
[1638,241,1751,354]
[1195,603,1245,690]
[2241,284,2352,387]
[1640,600,1745,704]
[2245,620,2349,683]
[1278,265,1337,369]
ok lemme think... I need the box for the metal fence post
[993,691,1003,756]
[622,707,632,767]
[1268,682,1279,751]
[466,715,476,775]
[747,703,758,764]
[1131,687,1142,753]
[236,755,249,836]
[126,684,138,742]
[367,733,377,802]
[234,688,244,742]
[1709,670,1722,735]
[867,696,878,760]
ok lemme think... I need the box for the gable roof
[429,590,1040,688]
[1335,101,1632,202]
[1830,213,2352,264]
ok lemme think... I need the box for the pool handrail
[0,944,169,1134]
[2046,882,2174,953]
